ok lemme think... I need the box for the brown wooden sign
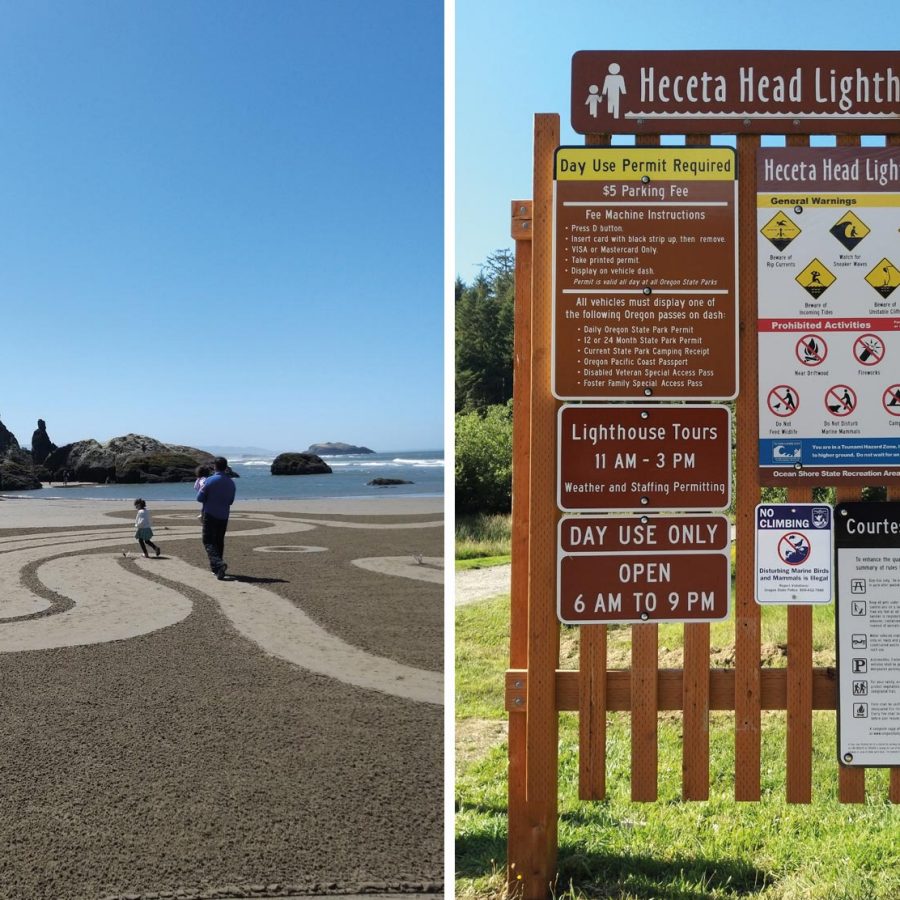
[572,50,900,135]
[558,404,731,511]
[558,550,731,624]
[553,146,737,400]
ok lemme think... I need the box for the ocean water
[2,450,444,502]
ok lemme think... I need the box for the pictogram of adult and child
[585,63,627,119]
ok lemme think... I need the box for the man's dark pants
[202,513,229,573]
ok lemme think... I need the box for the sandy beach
[0,496,443,899]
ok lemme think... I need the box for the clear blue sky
[456,0,898,283]
[0,0,443,454]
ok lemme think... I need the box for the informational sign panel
[557,404,731,512]
[552,146,737,400]
[757,147,900,486]
[572,51,900,135]
[558,514,731,624]
[835,502,900,767]
[755,504,833,605]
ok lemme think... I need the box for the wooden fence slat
[579,628,607,801]
[886,135,900,806]
[506,667,838,712]
[782,134,814,805]
[833,134,867,806]
[836,480,866,803]
[681,133,713,802]
[735,132,762,801]
[631,626,658,802]
[577,133,612,803]
[629,132,661,804]
[508,198,533,883]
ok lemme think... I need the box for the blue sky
[0,1,443,453]
[455,0,898,283]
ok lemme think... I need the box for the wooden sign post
[506,49,900,900]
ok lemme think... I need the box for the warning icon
[761,213,801,251]
[865,258,900,298]
[829,211,870,251]
[796,259,836,298]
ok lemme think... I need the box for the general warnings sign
[757,147,900,486]
[755,504,833,605]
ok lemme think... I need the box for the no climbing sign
[755,504,833,605]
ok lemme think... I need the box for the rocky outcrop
[0,419,20,456]
[271,452,332,476]
[30,419,57,464]
[0,448,42,491]
[367,477,413,486]
[307,442,375,455]
[44,434,215,484]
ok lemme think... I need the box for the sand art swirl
[0,512,442,705]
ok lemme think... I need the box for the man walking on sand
[197,456,236,579]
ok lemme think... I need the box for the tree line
[455,249,515,514]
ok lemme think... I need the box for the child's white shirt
[135,509,151,529]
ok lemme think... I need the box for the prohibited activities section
[757,147,900,485]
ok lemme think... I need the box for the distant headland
[306,442,375,455]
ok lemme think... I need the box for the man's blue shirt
[197,472,236,519]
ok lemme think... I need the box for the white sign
[836,502,900,767]
[755,504,833,604]
[756,147,900,486]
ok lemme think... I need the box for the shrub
[455,402,513,515]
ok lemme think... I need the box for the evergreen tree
[455,249,515,412]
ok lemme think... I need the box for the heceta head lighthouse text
[639,66,900,111]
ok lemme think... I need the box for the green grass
[457,555,512,571]
[457,513,512,560]
[456,596,900,900]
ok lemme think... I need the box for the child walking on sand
[133,498,161,558]
[194,465,211,519]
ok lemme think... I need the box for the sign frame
[551,145,739,401]
[571,50,900,135]
[835,501,900,767]
[557,403,732,513]
[557,514,731,625]
[756,146,900,487]
[754,503,833,605]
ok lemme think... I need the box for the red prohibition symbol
[884,384,900,416]
[778,532,811,566]
[795,334,827,366]
[853,333,885,367]
[825,384,857,417]
[768,385,798,417]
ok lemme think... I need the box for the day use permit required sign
[757,147,900,487]
[835,502,900,767]
[558,514,731,624]
[755,503,833,605]
[552,146,737,401]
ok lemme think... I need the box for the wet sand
[0,498,443,899]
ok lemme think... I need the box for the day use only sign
[558,514,731,624]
